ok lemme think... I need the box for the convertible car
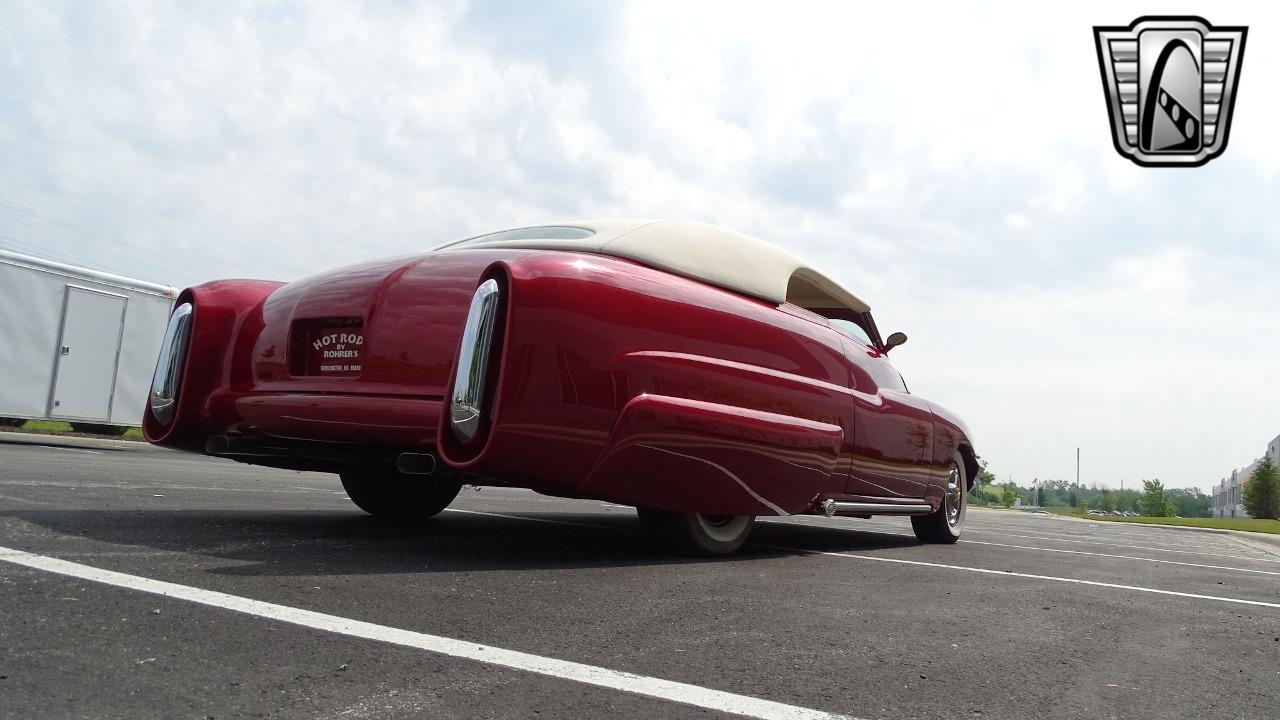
[145,220,977,554]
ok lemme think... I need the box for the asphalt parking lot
[1,434,1277,720]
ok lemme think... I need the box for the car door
[828,321,935,500]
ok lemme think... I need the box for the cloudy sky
[2,1,1276,490]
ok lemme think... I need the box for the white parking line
[0,493,51,505]
[443,509,1280,609]
[0,545,855,720]
[760,544,1280,609]
[964,529,1280,564]
[473,506,1254,558]
[756,519,1280,578]
[959,539,1280,578]
[962,522,1236,552]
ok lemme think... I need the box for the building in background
[1211,462,1254,519]
[1212,433,1280,518]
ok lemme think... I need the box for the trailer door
[50,286,127,422]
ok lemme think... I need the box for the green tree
[968,468,998,506]
[1035,478,1070,507]
[999,483,1018,508]
[1116,489,1140,513]
[969,485,996,505]
[1033,480,1048,507]
[1242,457,1280,520]
[1098,488,1116,512]
[1138,479,1177,517]
[1168,488,1212,518]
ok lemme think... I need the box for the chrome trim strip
[637,443,788,516]
[625,350,856,398]
[148,302,193,425]
[830,501,932,516]
[450,279,501,442]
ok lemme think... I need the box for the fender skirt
[578,394,843,516]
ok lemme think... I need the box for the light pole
[1076,447,1081,508]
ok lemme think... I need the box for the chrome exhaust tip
[204,434,230,455]
[396,452,438,475]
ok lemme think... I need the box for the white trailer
[0,248,178,431]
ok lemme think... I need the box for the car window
[828,318,874,347]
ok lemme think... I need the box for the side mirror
[884,331,908,353]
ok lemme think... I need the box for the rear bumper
[208,391,442,446]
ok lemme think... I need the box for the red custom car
[145,220,977,555]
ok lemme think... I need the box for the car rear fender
[143,280,284,451]
[436,252,854,503]
[579,394,843,516]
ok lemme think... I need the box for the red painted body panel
[143,280,285,452]
[146,248,975,517]
[838,335,938,500]
[582,394,842,515]
[438,253,858,508]
[248,252,500,396]
[211,392,442,446]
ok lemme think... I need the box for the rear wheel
[339,468,462,520]
[0,417,25,427]
[637,508,755,556]
[912,451,967,544]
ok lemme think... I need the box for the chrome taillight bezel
[450,279,501,442]
[149,301,193,425]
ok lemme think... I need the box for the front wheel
[912,451,967,544]
[636,508,755,556]
[339,468,462,521]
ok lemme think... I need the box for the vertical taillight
[149,302,193,425]
[450,279,501,442]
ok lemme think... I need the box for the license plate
[304,326,364,377]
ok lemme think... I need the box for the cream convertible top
[434,220,870,316]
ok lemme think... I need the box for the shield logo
[1094,16,1247,167]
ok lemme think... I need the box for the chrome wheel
[944,465,964,527]
[637,508,756,555]
[911,450,968,544]
[694,514,753,545]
